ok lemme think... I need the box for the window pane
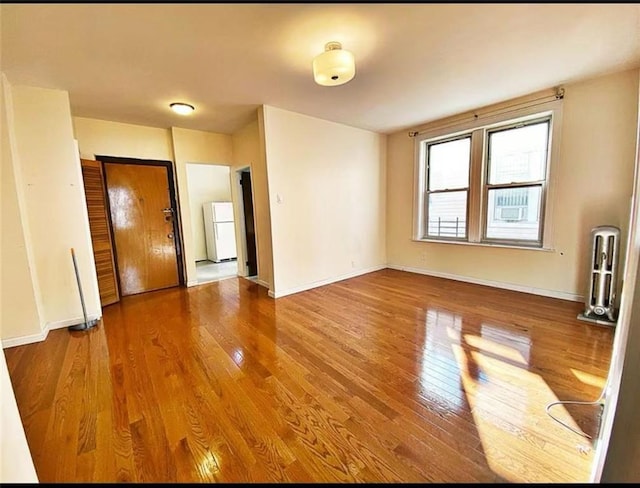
[427,191,467,238]
[488,121,549,185]
[428,137,470,191]
[486,186,541,241]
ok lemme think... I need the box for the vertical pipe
[596,239,609,309]
[71,248,89,328]
[69,248,98,331]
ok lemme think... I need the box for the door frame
[95,155,186,288]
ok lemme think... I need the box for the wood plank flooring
[4,269,614,483]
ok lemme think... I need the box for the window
[484,119,549,243]
[414,94,562,249]
[425,136,470,240]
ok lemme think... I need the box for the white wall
[185,164,232,261]
[232,114,274,288]
[5,83,100,338]
[386,69,639,300]
[261,105,386,297]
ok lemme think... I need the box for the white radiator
[579,225,620,325]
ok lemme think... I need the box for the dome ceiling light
[170,102,195,115]
[312,41,355,87]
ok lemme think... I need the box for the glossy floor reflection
[195,259,238,284]
[5,269,613,482]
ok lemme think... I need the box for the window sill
[412,238,554,252]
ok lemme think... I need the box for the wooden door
[104,162,179,296]
[80,159,120,306]
[240,170,258,276]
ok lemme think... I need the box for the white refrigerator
[203,201,237,262]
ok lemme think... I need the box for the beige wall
[0,72,38,482]
[73,117,173,161]
[0,350,38,482]
[171,127,233,284]
[9,85,100,330]
[71,118,235,286]
[232,114,274,287]
[594,75,640,483]
[1,76,42,341]
[185,164,232,261]
[261,105,386,297]
[386,68,639,300]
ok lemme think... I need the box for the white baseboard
[257,279,270,289]
[2,313,102,349]
[186,280,199,287]
[387,264,583,302]
[268,264,386,299]
[46,313,102,332]
[2,328,48,349]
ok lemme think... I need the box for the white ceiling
[2,4,639,135]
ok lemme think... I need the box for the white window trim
[412,98,563,250]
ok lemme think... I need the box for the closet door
[81,159,120,306]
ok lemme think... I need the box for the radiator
[578,226,620,325]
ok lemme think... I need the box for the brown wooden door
[104,162,179,296]
[80,159,120,306]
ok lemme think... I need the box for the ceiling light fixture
[170,102,195,115]
[313,41,355,86]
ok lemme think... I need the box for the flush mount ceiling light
[170,102,195,115]
[313,41,355,86]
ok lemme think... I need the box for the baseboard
[2,328,48,349]
[2,313,102,349]
[257,279,270,289]
[46,314,102,332]
[269,264,386,299]
[387,264,584,302]
[186,280,199,287]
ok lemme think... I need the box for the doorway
[98,155,184,296]
[239,168,258,278]
[185,163,238,284]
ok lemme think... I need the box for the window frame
[413,98,563,250]
[482,116,552,247]
[423,133,472,242]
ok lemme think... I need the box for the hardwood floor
[4,269,614,483]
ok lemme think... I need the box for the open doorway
[185,163,238,284]
[233,167,258,280]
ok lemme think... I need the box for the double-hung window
[425,135,471,240]
[414,93,562,249]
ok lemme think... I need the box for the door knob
[167,233,174,239]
